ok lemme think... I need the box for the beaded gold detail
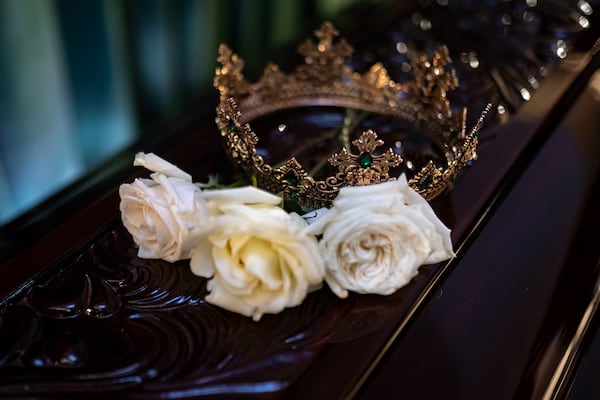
[214,22,491,208]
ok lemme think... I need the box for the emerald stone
[357,152,373,168]
[419,175,433,189]
[290,191,298,199]
[285,171,299,186]
[229,120,237,133]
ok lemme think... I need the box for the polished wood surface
[1,2,599,399]
[357,68,600,400]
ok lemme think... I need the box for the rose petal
[190,238,216,278]
[134,152,192,181]
[240,238,282,291]
[205,278,256,318]
[204,186,281,206]
[212,244,255,292]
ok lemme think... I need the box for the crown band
[214,22,491,209]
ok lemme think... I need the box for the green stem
[280,108,372,178]
[339,109,369,150]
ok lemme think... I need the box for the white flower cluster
[120,153,454,321]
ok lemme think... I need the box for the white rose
[119,152,208,262]
[190,187,325,321]
[306,174,454,298]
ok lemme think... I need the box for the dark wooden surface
[356,64,600,400]
[1,2,600,399]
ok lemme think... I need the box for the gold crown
[214,22,491,209]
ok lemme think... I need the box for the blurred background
[0,0,595,225]
[0,0,382,224]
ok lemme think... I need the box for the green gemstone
[229,120,238,133]
[285,171,299,186]
[419,175,433,189]
[357,152,373,168]
[290,191,298,199]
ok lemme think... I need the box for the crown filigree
[214,22,491,209]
